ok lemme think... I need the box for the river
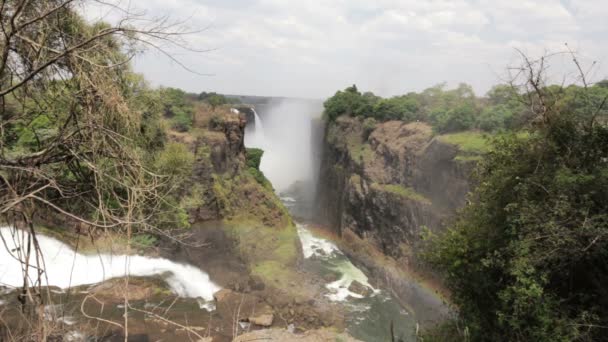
[295,222,417,341]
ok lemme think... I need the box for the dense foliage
[323,83,532,133]
[160,87,196,131]
[246,148,271,188]
[425,79,608,341]
[198,91,236,108]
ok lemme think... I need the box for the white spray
[243,108,267,149]
[245,99,323,193]
[296,225,376,301]
[0,227,220,301]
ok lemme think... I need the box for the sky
[84,0,608,99]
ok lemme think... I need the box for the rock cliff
[317,115,479,272]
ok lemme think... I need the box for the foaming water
[296,224,376,301]
[296,224,416,341]
[0,227,220,300]
[296,224,341,259]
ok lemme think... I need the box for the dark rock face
[189,114,247,222]
[348,280,373,297]
[317,116,475,262]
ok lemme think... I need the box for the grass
[437,131,491,154]
[371,183,431,204]
[223,219,299,289]
[351,143,374,164]
[252,261,296,289]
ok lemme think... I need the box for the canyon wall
[317,115,478,269]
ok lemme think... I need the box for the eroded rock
[213,289,274,326]
[348,280,373,297]
[249,313,274,326]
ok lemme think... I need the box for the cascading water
[243,108,266,149]
[246,99,418,341]
[0,227,220,301]
[295,222,416,341]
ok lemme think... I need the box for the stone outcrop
[347,280,373,297]
[234,328,362,342]
[318,117,476,261]
[316,116,478,323]
[213,289,275,327]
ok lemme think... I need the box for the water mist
[244,98,324,213]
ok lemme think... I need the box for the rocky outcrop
[317,116,477,263]
[234,328,362,342]
[316,116,479,324]
[348,280,373,297]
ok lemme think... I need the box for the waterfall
[251,100,323,193]
[0,227,220,301]
[243,107,266,149]
[252,108,264,136]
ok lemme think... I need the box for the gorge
[0,95,465,341]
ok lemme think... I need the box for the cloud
[84,0,608,98]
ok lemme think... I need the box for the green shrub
[245,148,271,188]
[132,234,158,248]
[246,147,264,169]
[425,110,608,340]
[362,117,377,140]
[153,142,195,179]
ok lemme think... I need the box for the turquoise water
[296,224,417,341]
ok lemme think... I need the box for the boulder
[213,289,274,326]
[248,275,265,291]
[249,313,274,327]
[212,289,232,302]
[348,280,373,297]
[322,272,340,283]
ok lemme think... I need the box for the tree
[323,84,369,121]
[206,93,229,108]
[425,51,608,341]
[160,87,194,131]
[0,0,198,336]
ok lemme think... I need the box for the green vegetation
[225,221,299,288]
[131,234,158,248]
[198,92,237,108]
[437,131,491,154]
[246,147,264,169]
[0,1,192,250]
[324,81,608,136]
[371,183,430,204]
[246,148,272,188]
[154,142,195,178]
[160,87,195,132]
[425,70,608,340]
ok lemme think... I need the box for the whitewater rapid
[296,225,376,301]
[0,227,220,301]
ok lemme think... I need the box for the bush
[171,108,193,132]
[362,117,377,140]
[246,148,271,188]
[160,87,194,131]
[425,109,608,340]
[154,142,195,179]
[323,85,377,122]
[430,103,477,133]
[246,148,264,169]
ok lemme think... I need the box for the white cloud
[82,0,608,98]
